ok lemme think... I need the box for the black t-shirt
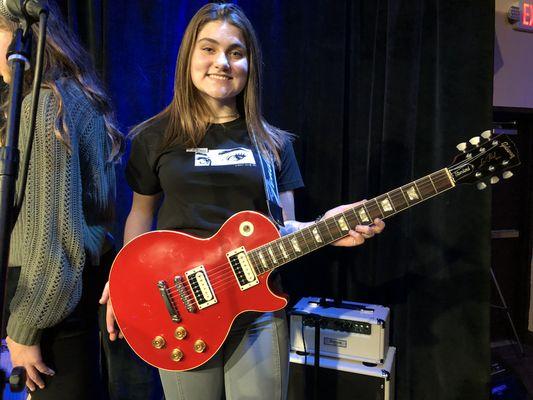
[126,117,304,237]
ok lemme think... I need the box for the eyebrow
[196,37,245,49]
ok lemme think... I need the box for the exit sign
[508,0,533,32]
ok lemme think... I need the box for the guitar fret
[427,174,438,193]
[250,252,263,274]
[364,200,382,221]
[258,251,268,270]
[392,188,409,210]
[417,176,437,197]
[247,168,459,275]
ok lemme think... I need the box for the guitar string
[163,172,454,302]
[164,171,454,300]
[164,169,454,295]
[164,142,506,305]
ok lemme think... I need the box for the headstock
[448,130,520,189]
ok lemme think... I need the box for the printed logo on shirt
[189,147,256,167]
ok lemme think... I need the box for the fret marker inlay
[358,208,370,223]
[337,216,349,231]
[311,228,323,243]
[380,198,393,212]
[290,238,301,252]
[279,242,289,259]
[268,248,277,264]
[258,252,267,269]
[406,186,419,201]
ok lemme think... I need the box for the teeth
[209,75,231,80]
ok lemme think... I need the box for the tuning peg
[477,182,487,190]
[481,130,492,139]
[456,142,467,152]
[469,136,480,146]
[490,176,500,184]
[503,171,513,179]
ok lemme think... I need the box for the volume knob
[171,348,184,362]
[175,327,187,340]
[152,336,166,349]
[194,339,207,353]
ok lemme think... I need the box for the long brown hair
[0,0,123,160]
[132,2,290,163]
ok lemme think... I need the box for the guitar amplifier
[289,297,390,363]
[288,346,396,400]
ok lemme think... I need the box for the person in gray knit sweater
[0,1,122,398]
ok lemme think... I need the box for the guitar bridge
[157,281,181,322]
[185,265,218,310]
[227,247,259,291]
[175,275,196,313]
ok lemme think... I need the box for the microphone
[0,0,47,22]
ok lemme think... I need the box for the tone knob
[175,327,187,340]
[171,348,184,362]
[194,339,207,353]
[152,336,166,349]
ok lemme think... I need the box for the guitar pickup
[185,265,217,310]
[227,247,259,291]
[157,281,181,322]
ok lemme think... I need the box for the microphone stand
[0,6,47,392]
[0,22,32,395]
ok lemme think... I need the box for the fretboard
[247,168,455,274]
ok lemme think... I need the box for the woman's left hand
[6,336,55,391]
[322,201,385,247]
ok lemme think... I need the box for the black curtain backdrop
[61,1,494,399]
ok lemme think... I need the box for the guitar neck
[248,168,456,273]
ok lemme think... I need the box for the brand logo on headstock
[501,142,516,160]
[452,164,473,179]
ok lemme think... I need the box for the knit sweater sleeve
[7,90,86,345]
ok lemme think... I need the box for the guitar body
[109,211,287,371]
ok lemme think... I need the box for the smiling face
[190,21,248,113]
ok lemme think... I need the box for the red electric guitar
[109,131,520,371]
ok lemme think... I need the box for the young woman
[101,3,384,399]
[0,1,122,398]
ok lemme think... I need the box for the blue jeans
[159,310,289,400]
